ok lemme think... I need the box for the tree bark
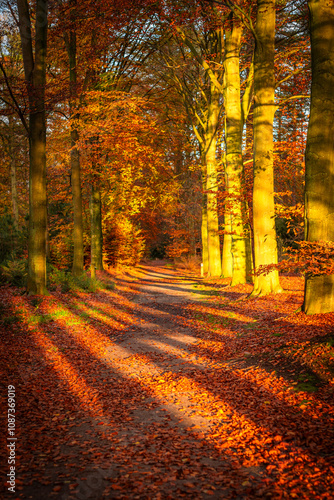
[65,4,84,277]
[221,211,233,278]
[205,83,221,277]
[201,162,209,274]
[251,0,282,296]
[302,0,334,314]
[17,0,48,295]
[90,184,103,273]
[8,116,19,228]
[224,18,252,285]
[70,127,84,276]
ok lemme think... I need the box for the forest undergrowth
[0,262,333,499]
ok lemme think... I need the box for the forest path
[103,261,213,429]
[14,262,240,500]
[130,261,205,303]
[4,263,334,500]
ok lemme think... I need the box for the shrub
[104,217,145,267]
[175,255,201,273]
[48,266,107,294]
[47,267,69,292]
[0,213,28,264]
[0,258,27,287]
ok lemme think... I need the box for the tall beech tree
[90,184,103,276]
[204,59,222,277]
[168,23,224,277]
[17,0,48,294]
[224,13,253,285]
[56,0,105,277]
[251,0,282,296]
[64,0,84,277]
[302,0,334,314]
[163,44,212,274]
[164,2,255,281]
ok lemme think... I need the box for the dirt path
[108,262,208,371]
[9,263,236,500]
[131,262,204,303]
[10,263,240,500]
[104,263,213,431]
[2,262,334,499]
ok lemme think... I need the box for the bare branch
[0,59,29,133]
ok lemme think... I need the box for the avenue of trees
[0,0,333,314]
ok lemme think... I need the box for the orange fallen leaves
[0,271,333,498]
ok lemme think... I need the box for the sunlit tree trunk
[221,211,233,278]
[303,0,334,314]
[251,0,282,297]
[90,184,103,274]
[201,160,209,274]
[17,0,48,295]
[221,119,233,279]
[224,18,252,285]
[205,83,221,277]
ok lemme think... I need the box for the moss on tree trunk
[303,0,334,314]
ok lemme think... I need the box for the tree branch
[0,59,29,133]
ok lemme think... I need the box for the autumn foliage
[1,1,334,497]
[1,264,334,498]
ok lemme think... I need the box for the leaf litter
[0,263,333,499]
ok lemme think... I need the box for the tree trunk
[251,0,282,296]
[17,0,48,295]
[9,116,19,229]
[205,84,221,277]
[10,155,19,229]
[71,127,84,276]
[221,211,233,278]
[201,188,209,274]
[65,0,84,277]
[302,0,334,314]
[201,165,209,274]
[27,105,47,294]
[90,184,103,273]
[224,19,251,285]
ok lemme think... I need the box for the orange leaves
[76,91,167,181]
[256,240,334,278]
[1,266,334,499]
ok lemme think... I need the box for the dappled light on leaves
[1,263,333,499]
